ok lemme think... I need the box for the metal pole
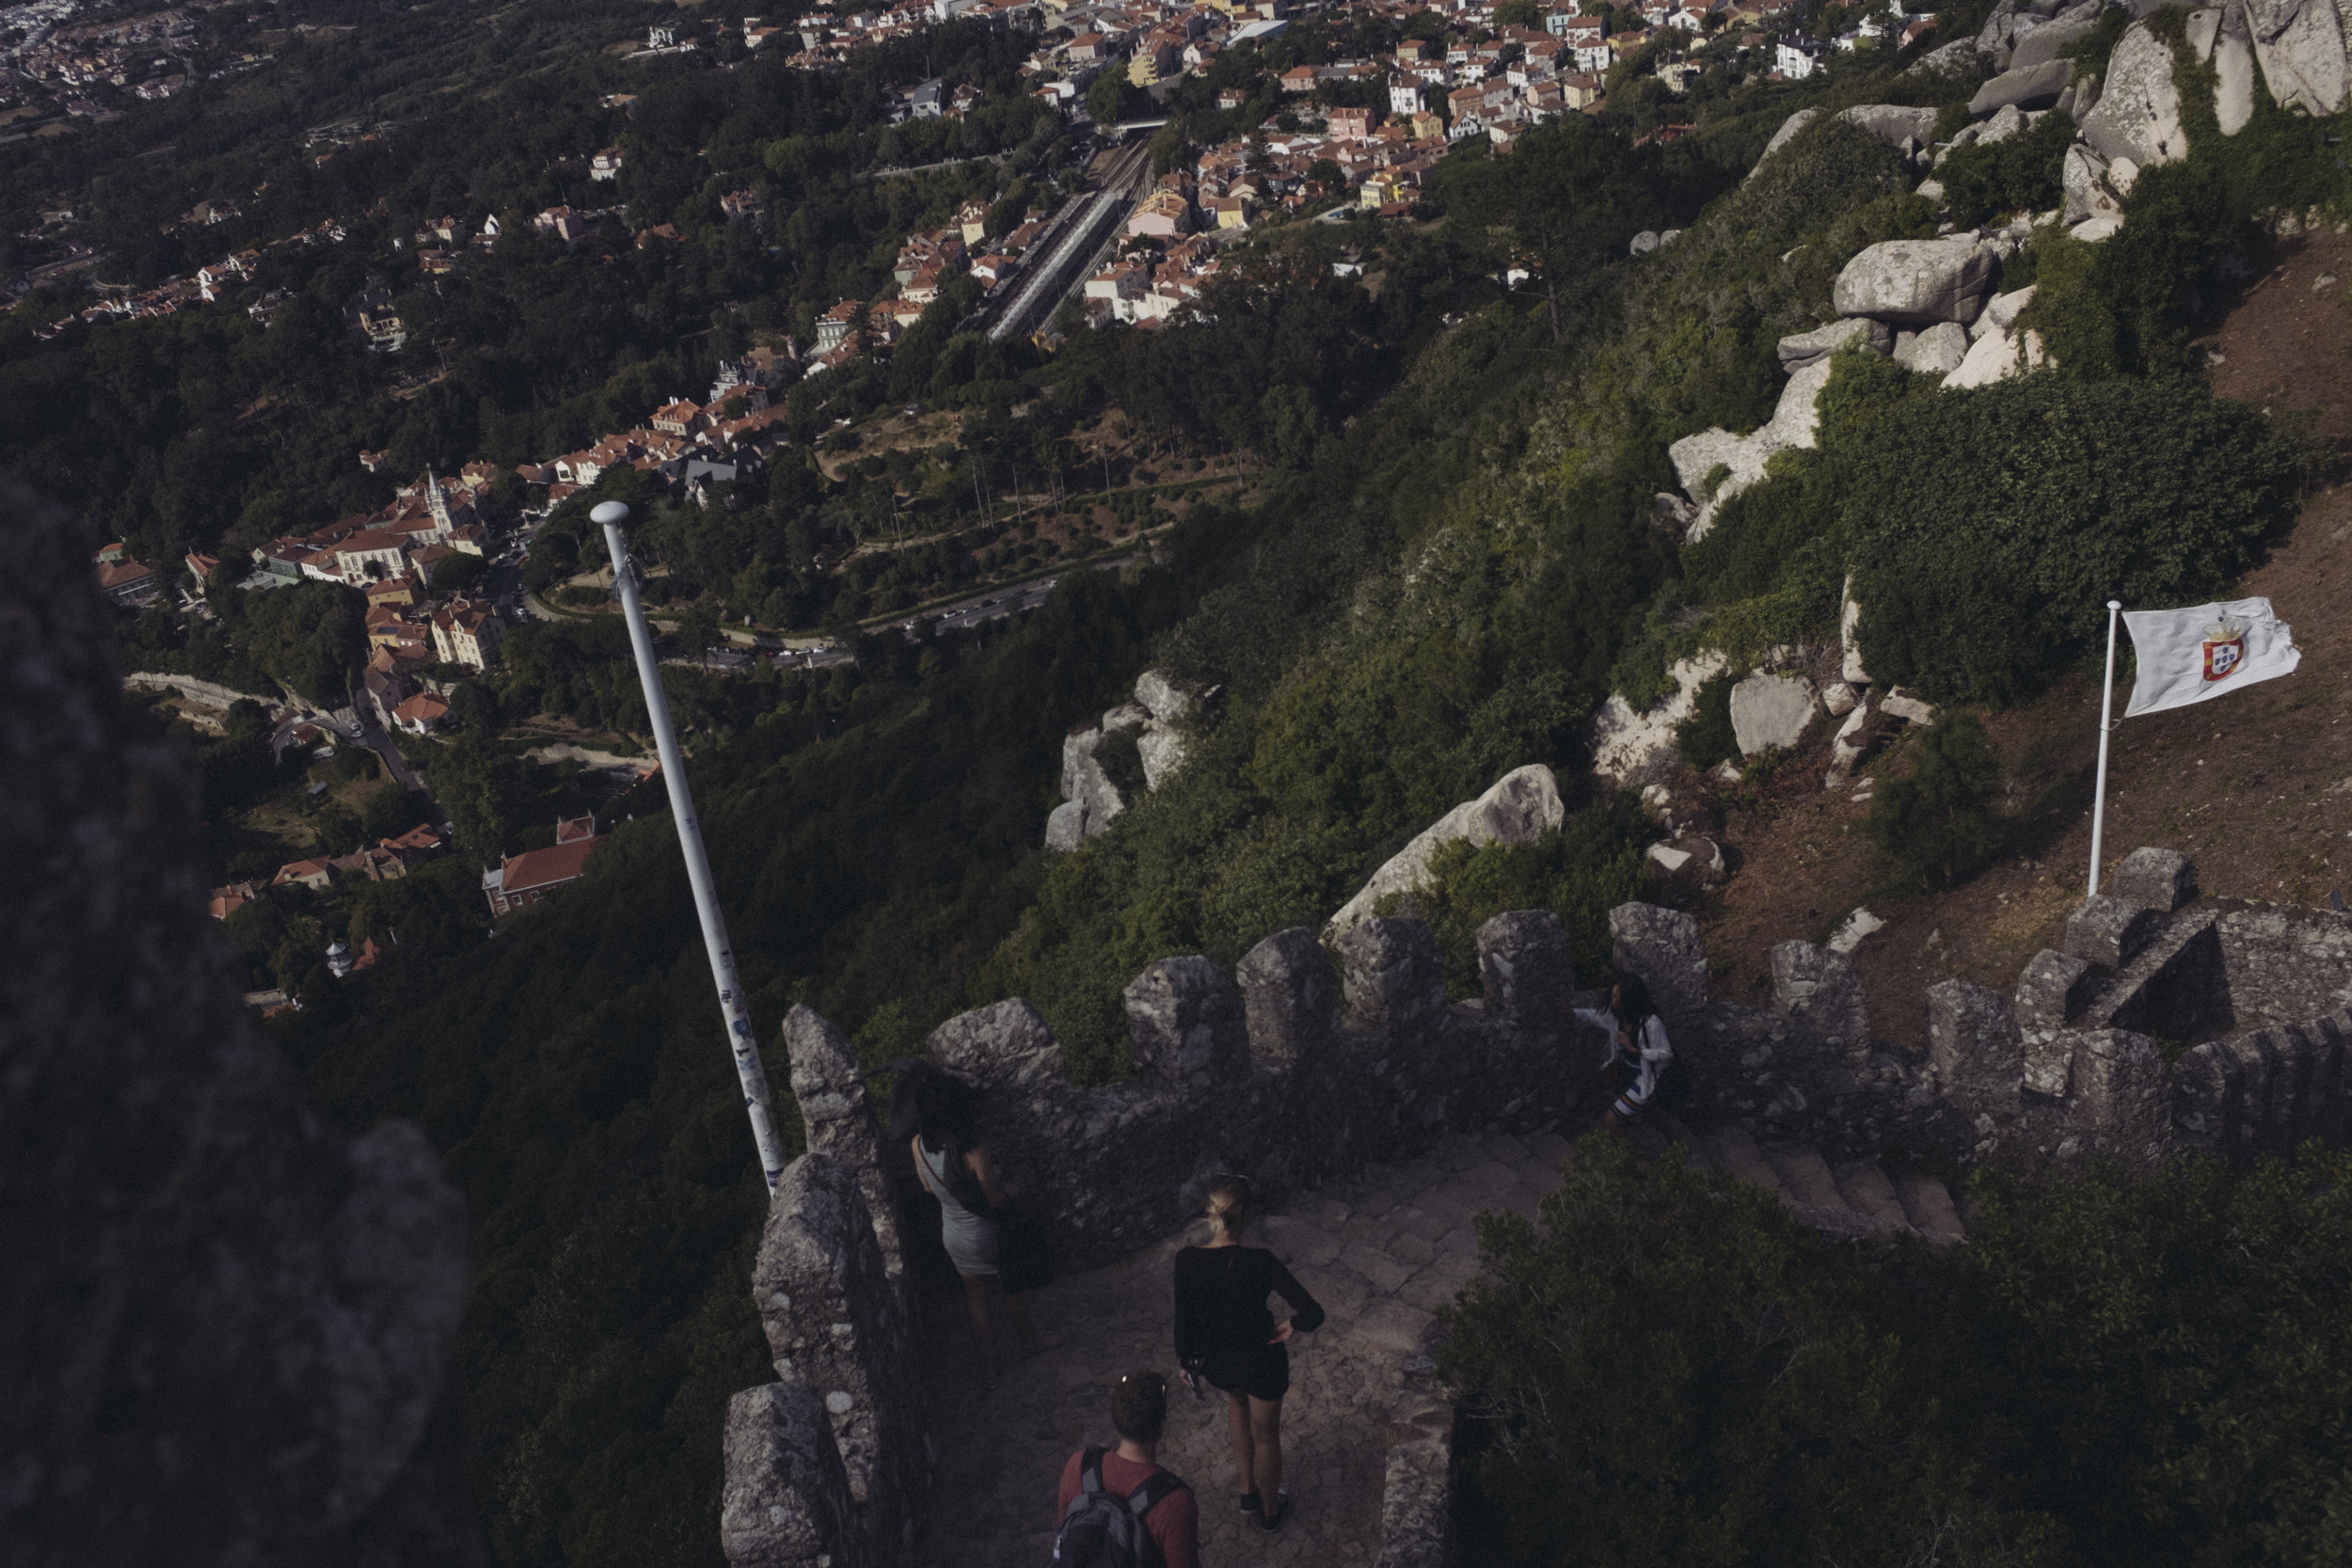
[2089,598,2122,896]
[593,500,788,1195]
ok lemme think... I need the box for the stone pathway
[915,1121,1965,1566]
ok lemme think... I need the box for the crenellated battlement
[719,844,2352,1567]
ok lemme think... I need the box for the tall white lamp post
[592,500,787,1195]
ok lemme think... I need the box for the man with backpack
[1053,1370,1198,1568]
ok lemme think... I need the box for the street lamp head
[590,500,631,526]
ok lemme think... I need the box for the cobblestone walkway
[914,1118,1966,1566]
[917,1127,1574,1568]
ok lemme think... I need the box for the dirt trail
[1698,229,2352,1051]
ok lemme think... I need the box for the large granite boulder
[1943,319,2049,388]
[1896,320,1971,375]
[1747,106,1820,178]
[1729,672,1820,755]
[1833,237,1999,325]
[1326,764,1565,936]
[2216,1,2258,133]
[2062,141,2125,225]
[1777,316,1893,371]
[1969,57,2074,116]
[1589,651,1728,784]
[2082,22,2191,167]
[1836,103,1940,145]
[1056,721,1125,842]
[2247,0,2351,114]
[1667,349,1847,538]
[1134,668,1193,723]
[2010,10,2100,69]
[0,471,483,1567]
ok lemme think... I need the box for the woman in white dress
[1569,975,1673,1132]
[906,1066,1032,1388]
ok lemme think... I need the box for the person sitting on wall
[1053,1370,1199,1568]
[1173,1176,1325,1533]
[1570,975,1675,1132]
[901,1062,1032,1390]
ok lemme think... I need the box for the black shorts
[1200,1343,1290,1402]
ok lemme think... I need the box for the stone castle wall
[720,843,2352,1567]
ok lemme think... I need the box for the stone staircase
[1652,1112,1969,1244]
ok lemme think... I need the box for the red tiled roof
[498,837,598,896]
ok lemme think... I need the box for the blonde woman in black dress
[1171,1177,1324,1533]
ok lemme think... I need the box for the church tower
[426,467,454,540]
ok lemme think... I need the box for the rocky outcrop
[1833,237,1999,325]
[1836,103,1940,146]
[1,471,483,1567]
[1896,320,1972,375]
[1747,106,1820,178]
[2063,141,2126,225]
[2247,0,2351,114]
[2011,10,2101,69]
[2216,2,2259,133]
[1944,317,2049,388]
[1777,316,1893,371]
[1327,764,1566,936]
[1591,651,1729,783]
[1044,670,1198,849]
[2081,22,2191,168]
[1970,57,2074,116]
[1668,341,1870,539]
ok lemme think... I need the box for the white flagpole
[2089,598,2122,896]
[593,499,789,1196]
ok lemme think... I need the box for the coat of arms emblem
[2201,621,2247,683]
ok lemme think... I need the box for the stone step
[1764,1143,1848,1213]
[1831,1160,1914,1233]
[1697,1124,1790,1201]
[1894,1173,1967,1244]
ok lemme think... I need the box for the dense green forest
[1443,1138,2352,1568]
[26,0,2352,1557]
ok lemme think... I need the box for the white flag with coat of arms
[2122,596,2299,718]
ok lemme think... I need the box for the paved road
[917,574,1058,637]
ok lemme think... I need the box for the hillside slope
[1701,227,2352,1047]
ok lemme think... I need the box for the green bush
[1440,1137,2060,1568]
[1845,375,2309,705]
[1865,708,2005,890]
[1673,668,1740,769]
[1405,801,1650,997]
[1937,109,2076,230]
[1443,1137,2352,1568]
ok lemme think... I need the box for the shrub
[1866,708,2004,890]
[1407,800,1650,996]
[1673,668,1740,769]
[1937,109,2075,230]
[1845,375,2308,705]
[1438,1136,2059,1568]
